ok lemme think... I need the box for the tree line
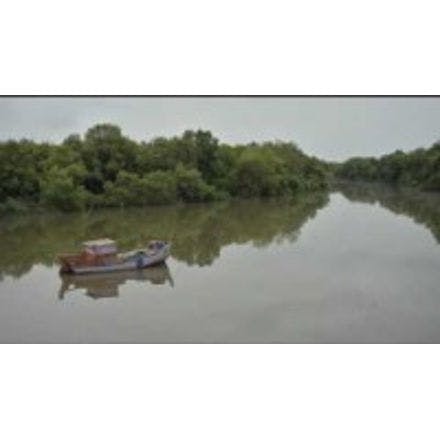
[335,141,440,190]
[0,124,328,213]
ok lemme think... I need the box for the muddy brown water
[0,185,439,343]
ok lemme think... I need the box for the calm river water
[0,184,440,343]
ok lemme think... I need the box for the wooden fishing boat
[57,238,171,275]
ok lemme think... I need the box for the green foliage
[231,142,327,197]
[336,142,440,191]
[41,169,88,211]
[233,150,282,197]
[174,164,219,202]
[335,157,379,181]
[81,124,140,182]
[103,170,177,206]
[0,124,329,213]
[0,198,29,214]
[0,140,48,202]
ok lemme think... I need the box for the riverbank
[0,188,330,217]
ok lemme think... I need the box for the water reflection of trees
[336,182,440,243]
[0,193,329,279]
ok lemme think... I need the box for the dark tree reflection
[0,193,329,278]
[336,182,440,243]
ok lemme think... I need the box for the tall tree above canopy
[81,124,140,182]
[84,124,123,144]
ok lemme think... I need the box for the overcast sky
[0,97,439,161]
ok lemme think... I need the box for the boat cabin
[82,239,118,256]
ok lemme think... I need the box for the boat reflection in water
[58,263,174,300]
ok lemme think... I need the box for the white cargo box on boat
[82,238,118,255]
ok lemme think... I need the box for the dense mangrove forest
[2,123,440,214]
[335,141,440,190]
[0,124,328,213]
